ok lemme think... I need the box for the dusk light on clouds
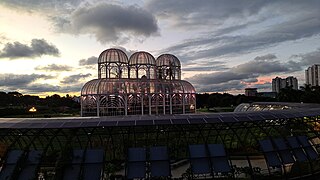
[0,0,319,96]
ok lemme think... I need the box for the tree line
[0,91,80,117]
[196,85,320,109]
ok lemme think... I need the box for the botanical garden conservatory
[81,48,196,116]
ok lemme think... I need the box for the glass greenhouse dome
[81,48,196,116]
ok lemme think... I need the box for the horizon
[0,0,319,96]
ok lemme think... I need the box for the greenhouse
[0,107,320,179]
[81,48,196,117]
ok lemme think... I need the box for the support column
[124,95,128,116]
[80,96,83,117]
[182,94,185,114]
[163,94,166,115]
[96,95,100,117]
[141,95,144,115]
[170,94,172,114]
[149,96,152,115]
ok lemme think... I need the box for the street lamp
[29,107,37,117]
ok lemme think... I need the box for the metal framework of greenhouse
[81,49,196,117]
[0,107,320,179]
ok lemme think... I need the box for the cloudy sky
[0,0,319,96]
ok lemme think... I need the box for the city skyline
[0,0,319,96]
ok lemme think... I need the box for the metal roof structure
[1,107,320,179]
[0,108,319,129]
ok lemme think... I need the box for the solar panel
[248,115,264,121]
[5,150,24,164]
[287,137,308,162]
[72,150,85,164]
[297,136,318,160]
[207,144,226,157]
[136,120,154,126]
[259,139,282,166]
[259,139,274,152]
[62,150,84,180]
[27,123,47,128]
[83,164,103,180]
[211,157,231,173]
[273,138,288,151]
[272,113,287,119]
[149,146,171,177]
[297,136,311,147]
[273,138,295,164]
[63,165,81,180]
[234,116,250,122]
[0,123,15,128]
[62,122,82,128]
[220,116,237,123]
[127,162,146,179]
[17,150,42,180]
[189,144,207,158]
[118,120,135,126]
[190,158,211,174]
[265,152,282,166]
[85,149,104,163]
[154,119,171,125]
[150,146,168,161]
[43,122,64,128]
[206,144,230,172]
[12,123,32,128]
[0,165,16,180]
[171,118,189,124]
[98,121,117,127]
[80,121,99,127]
[0,150,24,180]
[188,118,205,124]
[259,113,276,120]
[128,148,146,162]
[205,117,221,123]
[150,161,171,177]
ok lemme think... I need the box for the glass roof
[98,48,128,64]
[0,108,319,129]
[129,51,156,66]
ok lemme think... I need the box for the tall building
[245,88,257,96]
[272,76,298,93]
[305,64,320,86]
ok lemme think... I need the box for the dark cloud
[166,16,320,62]
[60,83,83,93]
[188,71,257,85]
[0,73,83,94]
[0,73,53,86]
[254,82,272,91]
[289,48,320,67]
[242,78,258,83]
[156,1,320,63]
[35,64,73,71]
[111,46,135,57]
[60,73,91,84]
[254,54,277,61]
[54,3,159,43]
[182,61,228,71]
[0,39,60,59]
[194,80,246,92]
[0,0,82,13]
[146,0,268,29]
[79,56,97,66]
[21,83,61,93]
[186,53,302,92]
[233,58,290,74]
